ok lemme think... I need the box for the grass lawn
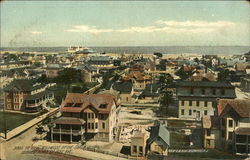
[169,149,248,159]
[0,112,37,132]
[170,132,190,148]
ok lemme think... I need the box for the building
[51,93,120,143]
[3,79,54,112]
[89,56,114,68]
[122,71,151,91]
[202,116,220,149]
[217,99,250,154]
[240,75,250,91]
[146,124,170,155]
[45,64,63,78]
[80,65,101,83]
[138,83,161,104]
[130,132,147,157]
[111,81,135,104]
[177,81,236,120]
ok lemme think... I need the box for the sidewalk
[0,108,59,141]
[33,140,127,160]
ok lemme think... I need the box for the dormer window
[99,104,108,109]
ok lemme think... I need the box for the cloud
[65,20,239,34]
[65,25,113,34]
[30,31,43,34]
[155,20,236,28]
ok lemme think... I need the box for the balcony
[52,128,85,135]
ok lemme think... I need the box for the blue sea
[0,46,249,55]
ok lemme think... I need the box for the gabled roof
[4,79,46,92]
[90,56,112,62]
[147,124,170,147]
[60,93,119,114]
[217,99,250,118]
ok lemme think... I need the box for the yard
[0,112,37,132]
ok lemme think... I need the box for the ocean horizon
[0,46,249,55]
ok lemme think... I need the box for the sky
[0,1,249,47]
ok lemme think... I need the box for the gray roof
[147,124,170,146]
[90,56,112,62]
[4,79,46,92]
[176,81,234,88]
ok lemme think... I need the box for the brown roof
[202,116,219,129]
[189,73,216,81]
[60,93,118,114]
[122,71,151,81]
[235,127,250,135]
[53,117,84,125]
[217,99,250,118]
[235,63,246,71]
[183,66,195,72]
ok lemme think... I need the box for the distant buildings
[177,81,236,120]
[51,93,120,143]
[3,79,54,112]
[45,64,63,78]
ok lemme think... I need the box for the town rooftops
[89,56,112,62]
[140,83,160,97]
[45,64,62,69]
[176,81,234,88]
[217,99,250,118]
[147,124,170,147]
[122,71,151,81]
[60,93,119,114]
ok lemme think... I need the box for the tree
[160,91,174,108]
[217,69,230,82]
[175,67,192,80]
[55,68,82,84]
[36,125,46,140]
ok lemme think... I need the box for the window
[196,101,200,106]
[189,110,192,116]
[189,101,192,106]
[204,101,208,107]
[228,120,233,128]
[99,104,107,109]
[222,119,225,126]
[139,146,143,155]
[181,100,185,106]
[221,89,225,95]
[95,122,98,129]
[236,121,238,127]
[207,130,211,136]
[181,109,184,115]
[206,140,211,146]
[228,132,233,140]
[91,123,94,129]
[212,89,216,95]
[190,88,194,94]
[133,145,137,153]
[88,123,91,129]
[102,122,106,129]
[204,110,208,115]
[202,89,205,95]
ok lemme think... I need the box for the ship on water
[67,46,94,54]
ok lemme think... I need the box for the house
[78,64,102,83]
[111,81,135,104]
[138,83,161,104]
[45,64,63,78]
[3,79,54,112]
[202,116,221,149]
[130,132,147,157]
[122,71,151,91]
[51,93,120,143]
[217,99,250,154]
[177,81,236,120]
[240,75,250,91]
[89,56,114,68]
[146,123,170,155]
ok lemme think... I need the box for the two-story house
[51,93,120,143]
[3,79,54,112]
[177,81,236,120]
[217,99,250,154]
